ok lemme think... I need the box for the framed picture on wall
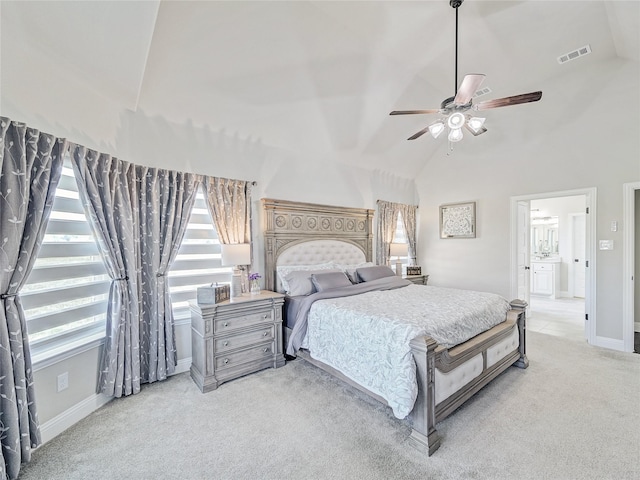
[440,201,476,238]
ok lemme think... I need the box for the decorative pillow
[283,268,342,296]
[336,261,375,284]
[311,271,353,293]
[277,262,336,293]
[356,265,396,282]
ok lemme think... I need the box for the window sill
[32,332,105,372]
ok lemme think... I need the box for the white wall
[416,57,640,344]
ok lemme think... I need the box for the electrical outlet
[57,372,69,392]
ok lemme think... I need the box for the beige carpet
[19,331,640,480]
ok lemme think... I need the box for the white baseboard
[635,322,640,333]
[593,335,625,352]
[173,357,191,375]
[40,392,112,445]
[40,358,192,445]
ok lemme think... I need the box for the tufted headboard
[262,198,374,292]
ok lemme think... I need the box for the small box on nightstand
[197,284,230,304]
[406,266,422,276]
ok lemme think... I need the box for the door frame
[622,182,639,352]
[567,212,586,299]
[510,187,596,345]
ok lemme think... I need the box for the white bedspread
[304,284,510,419]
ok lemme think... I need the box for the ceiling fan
[390,0,542,143]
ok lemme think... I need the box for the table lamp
[389,242,408,276]
[221,243,251,298]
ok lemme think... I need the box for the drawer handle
[263,332,268,337]
[263,347,269,353]
[223,322,228,327]
[223,341,229,347]
[223,358,229,365]
[262,314,268,319]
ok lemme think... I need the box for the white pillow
[277,262,336,294]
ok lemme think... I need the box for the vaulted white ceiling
[1,1,638,179]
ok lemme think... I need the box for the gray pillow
[284,268,341,296]
[311,271,353,292]
[356,265,396,282]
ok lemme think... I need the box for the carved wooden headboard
[262,198,374,292]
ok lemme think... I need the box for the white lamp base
[395,261,402,276]
[230,271,243,298]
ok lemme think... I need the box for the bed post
[408,336,441,455]
[510,299,529,369]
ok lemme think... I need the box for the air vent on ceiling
[473,87,492,98]
[557,44,592,64]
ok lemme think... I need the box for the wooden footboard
[285,300,527,456]
[408,300,528,455]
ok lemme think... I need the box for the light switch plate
[611,221,618,232]
[599,240,614,250]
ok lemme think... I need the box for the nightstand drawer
[214,325,274,353]
[214,311,272,332]
[215,342,275,370]
[403,274,429,285]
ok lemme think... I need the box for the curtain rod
[376,199,418,208]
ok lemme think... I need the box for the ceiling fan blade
[453,74,486,105]
[474,91,543,111]
[390,109,440,115]
[407,126,430,140]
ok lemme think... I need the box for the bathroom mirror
[531,216,558,256]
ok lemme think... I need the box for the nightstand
[403,274,429,285]
[189,290,285,393]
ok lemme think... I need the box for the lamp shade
[389,242,408,257]
[220,243,251,266]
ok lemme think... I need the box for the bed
[262,198,528,455]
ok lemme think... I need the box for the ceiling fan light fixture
[448,128,464,143]
[429,122,446,139]
[447,112,465,129]
[467,116,486,133]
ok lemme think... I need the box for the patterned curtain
[400,204,418,265]
[375,200,400,266]
[0,117,66,480]
[71,147,140,397]
[203,177,251,245]
[376,200,418,267]
[135,166,200,383]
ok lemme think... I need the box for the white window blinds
[168,186,232,322]
[22,158,110,352]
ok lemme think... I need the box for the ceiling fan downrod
[450,0,464,97]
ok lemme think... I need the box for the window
[23,168,232,360]
[22,157,110,358]
[168,186,232,323]
[392,212,409,273]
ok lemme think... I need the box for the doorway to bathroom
[510,188,596,345]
